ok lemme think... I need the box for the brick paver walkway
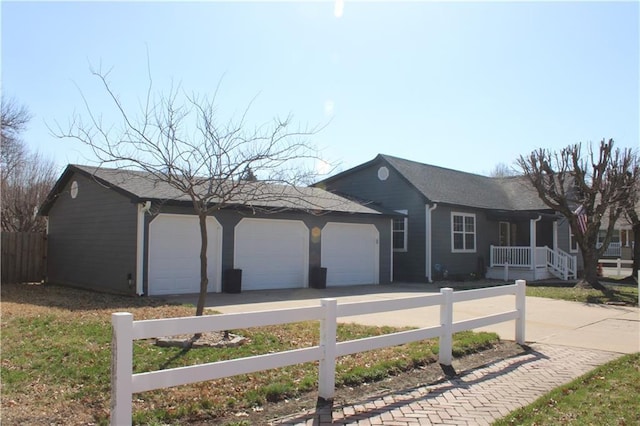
[272,344,620,425]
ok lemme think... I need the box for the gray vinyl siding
[145,205,392,292]
[47,172,138,294]
[430,205,497,278]
[557,220,584,271]
[322,162,427,282]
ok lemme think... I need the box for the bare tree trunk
[626,208,640,278]
[633,222,640,278]
[195,212,209,317]
[576,247,608,292]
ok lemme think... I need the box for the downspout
[530,215,541,274]
[426,203,438,283]
[135,201,152,296]
[390,218,394,283]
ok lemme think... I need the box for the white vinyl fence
[111,280,527,425]
[598,258,633,277]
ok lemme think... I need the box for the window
[569,228,578,253]
[393,210,408,252]
[451,212,476,252]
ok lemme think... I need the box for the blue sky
[2,1,639,177]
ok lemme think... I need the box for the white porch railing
[490,246,577,280]
[110,282,527,425]
[596,241,622,257]
[543,247,577,280]
[490,246,531,267]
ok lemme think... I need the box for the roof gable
[40,164,387,216]
[322,154,551,211]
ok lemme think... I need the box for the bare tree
[518,139,639,292]
[1,97,57,232]
[488,162,517,177]
[54,67,327,317]
[1,96,31,177]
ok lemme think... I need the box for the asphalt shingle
[44,164,387,216]
[380,154,550,211]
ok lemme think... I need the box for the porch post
[529,218,535,271]
[425,204,437,283]
[552,220,558,251]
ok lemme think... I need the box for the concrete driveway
[171,283,640,354]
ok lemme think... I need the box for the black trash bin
[223,269,242,293]
[310,267,327,289]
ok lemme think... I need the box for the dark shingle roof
[322,154,551,211]
[41,164,387,216]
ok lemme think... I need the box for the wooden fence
[111,281,526,425]
[1,232,47,284]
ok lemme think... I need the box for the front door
[499,222,511,246]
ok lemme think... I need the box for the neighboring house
[317,154,579,283]
[598,208,638,260]
[39,165,394,296]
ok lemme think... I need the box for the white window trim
[393,210,408,252]
[569,228,579,253]
[451,212,476,253]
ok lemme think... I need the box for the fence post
[515,280,526,345]
[318,298,337,401]
[439,288,453,366]
[111,313,134,426]
[616,258,621,277]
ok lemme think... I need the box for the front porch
[487,245,577,281]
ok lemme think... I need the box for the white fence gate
[111,281,527,425]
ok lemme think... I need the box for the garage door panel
[322,223,379,286]
[148,214,221,295]
[235,219,308,290]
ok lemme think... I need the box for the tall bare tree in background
[518,139,639,292]
[1,97,57,232]
[55,67,328,317]
[488,162,517,177]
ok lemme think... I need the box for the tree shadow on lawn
[0,281,188,312]
[1,281,438,313]
[585,289,638,306]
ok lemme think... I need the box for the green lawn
[1,282,499,425]
[494,352,640,425]
[526,283,638,306]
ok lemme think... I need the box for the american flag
[574,205,588,234]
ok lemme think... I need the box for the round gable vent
[70,180,79,199]
[377,166,389,181]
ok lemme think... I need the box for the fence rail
[599,258,633,277]
[0,232,46,284]
[111,281,527,425]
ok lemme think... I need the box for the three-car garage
[41,164,393,296]
[145,215,384,295]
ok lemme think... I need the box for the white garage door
[321,223,379,286]
[148,214,222,295]
[234,218,308,290]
